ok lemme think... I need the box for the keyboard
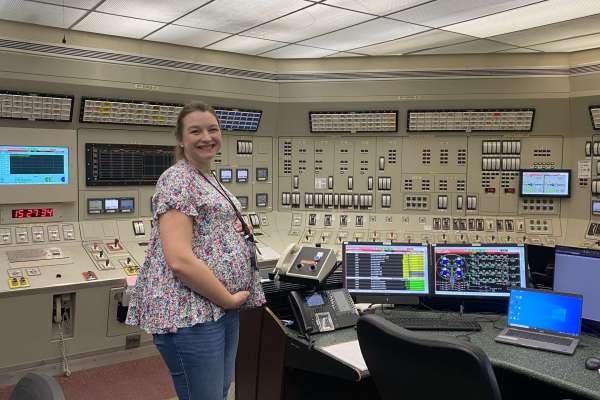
[503,329,573,346]
[386,317,481,331]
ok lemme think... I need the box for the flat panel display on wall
[309,111,398,133]
[590,106,600,130]
[0,90,73,122]
[408,109,535,132]
[85,143,174,186]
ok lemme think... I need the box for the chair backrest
[9,372,65,400]
[357,314,502,400]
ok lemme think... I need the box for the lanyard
[196,169,255,243]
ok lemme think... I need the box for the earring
[179,144,184,148]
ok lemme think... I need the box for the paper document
[318,340,368,372]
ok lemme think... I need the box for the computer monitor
[0,145,69,185]
[553,246,600,323]
[432,244,527,298]
[343,242,430,303]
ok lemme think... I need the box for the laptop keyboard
[504,329,573,346]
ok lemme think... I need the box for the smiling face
[179,110,222,172]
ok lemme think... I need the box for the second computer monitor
[343,242,430,303]
[554,246,600,324]
[432,244,527,298]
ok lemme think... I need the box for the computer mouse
[585,357,600,370]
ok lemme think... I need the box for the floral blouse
[126,159,265,334]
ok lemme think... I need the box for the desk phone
[289,288,359,335]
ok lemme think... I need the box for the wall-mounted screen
[236,168,249,183]
[0,146,68,185]
[104,198,119,213]
[219,168,233,183]
[519,169,570,198]
[237,196,248,209]
[593,200,600,216]
[256,167,268,181]
[432,244,527,298]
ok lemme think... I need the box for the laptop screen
[508,289,583,336]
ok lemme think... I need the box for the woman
[126,101,265,400]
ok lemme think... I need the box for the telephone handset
[289,288,359,335]
[273,243,301,275]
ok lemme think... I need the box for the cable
[57,319,71,377]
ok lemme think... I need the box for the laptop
[495,288,583,355]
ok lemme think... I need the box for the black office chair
[9,372,65,400]
[357,314,502,400]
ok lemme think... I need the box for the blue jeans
[153,310,240,400]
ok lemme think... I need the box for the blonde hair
[174,101,220,162]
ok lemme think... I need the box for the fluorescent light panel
[97,0,208,23]
[321,0,431,16]
[72,12,165,38]
[388,0,541,28]
[356,29,472,55]
[413,39,514,54]
[146,25,230,48]
[301,17,429,51]
[244,4,372,43]
[0,0,86,28]
[443,0,600,38]
[261,44,338,58]
[177,0,309,34]
[490,14,600,46]
[207,35,285,55]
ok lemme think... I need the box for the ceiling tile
[412,39,515,54]
[356,29,473,55]
[320,0,431,16]
[244,3,373,43]
[388,0,540,28]
[207,35,286,55]
[490,13,600,46]
[145,25,230,48]
[300,17,429,51]
[97,0,208,23]
[497,47,541,53]
[0,0,86,28]
[388,0,541,28]
[325,51,365,57]
[177,0,309,34]
[530,32,600,52]
[42,0,102,8]
[260,44,338,58]
[72,12,165,38]
[443,0,600,38]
